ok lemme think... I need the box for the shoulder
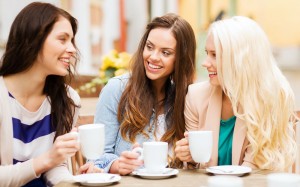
[108,73,130,86]
[103,73,130,92]
[186,81,222,106]
[187,81,214,97]
[66,86,81,106]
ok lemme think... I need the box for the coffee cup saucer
[73,173,121,186]
[206,165,252,177]
[132,168,179,179]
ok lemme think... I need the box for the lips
[145,61,163,73]
[208,71,217,78]
[59,57,71,68]
[208,72,217,75]
[59,58,70,64]
[148,62,162,69]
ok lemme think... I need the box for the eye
[162,51,171,57]
[146,44,153,50]
[59,37,66,43]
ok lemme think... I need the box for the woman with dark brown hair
[0,2,81,186]
[93,13,196,175]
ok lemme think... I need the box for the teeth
[148,63,161,69]
[208,72,217,75]
[60,58,70,63]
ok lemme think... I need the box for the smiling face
[203,33,220,86]
[36,16,76,76]
[143,28,176,85]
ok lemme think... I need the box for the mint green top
[218,116,236,165]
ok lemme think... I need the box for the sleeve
[43,162,74,186]
[241,143,258,169]
[44,86,80,185]
[0,84,39,186]
[184,85,200,131]
[92,77,127,172]
[0,159,38,187]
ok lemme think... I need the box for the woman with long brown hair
[0,2,81,186]
[93,13,196,175]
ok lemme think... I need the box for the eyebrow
[146,40,175,52]
[58,32,74,38]
[205,48,215,52]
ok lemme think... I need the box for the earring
[170,74,174,85]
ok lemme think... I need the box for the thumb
[71,127,78,133]
[132,142,140,149]
[184,131,189,138]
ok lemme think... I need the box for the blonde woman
[175,16,298,171]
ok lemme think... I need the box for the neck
[4,70,46,98]
[221,92,234,120]
[151,79,166,102]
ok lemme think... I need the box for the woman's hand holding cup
[175,132,193,162]
[110,143,143,175]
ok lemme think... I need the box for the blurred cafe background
[0,0,299,110]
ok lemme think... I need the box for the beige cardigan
[185,81,257,168]
[0,76,80,186]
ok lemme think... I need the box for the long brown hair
[117,13,196,167]
[0,2,79,139]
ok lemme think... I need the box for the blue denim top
[92,74,161,172]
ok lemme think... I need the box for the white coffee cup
[267,173,300,187]
[188,131,213,163]
[133,142,168,174]
[75,124,105,160]
[208,176,244,187]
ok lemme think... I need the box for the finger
[78,163,90,174]
[118,161,140,172]
[132,142,140,149]
[57,133,78,142]
[119,168,133,175]
[180,155,193,162]
[71,127,78,132]
[119,155,143,171]
[176,138,188,146]
[184,131,189,138]
[121,151,140,159]
[55,139,80,150]
[54,147,79,157]
[92,167,103,173]
[86,164,95,173]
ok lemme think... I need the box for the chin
[57,71,69,77]
[209,80,220,86]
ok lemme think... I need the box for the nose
[202,56,212,68]
[66,42,76,54]
[149,50,160,61]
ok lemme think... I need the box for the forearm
[32,152,53,176]
[0,159,37,186]
[44,162,73,186]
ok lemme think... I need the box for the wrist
[33,152,53,175]
[109,159,119,174]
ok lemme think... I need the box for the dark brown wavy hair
[0,2,79,139]
[117,13,196,168]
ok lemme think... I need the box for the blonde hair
[209,16,297,171]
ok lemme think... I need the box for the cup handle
[69,131,80,143]
[132,147,143,160]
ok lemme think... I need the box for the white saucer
[206,165,252,177]
[132,168,179,179]
[73,173,121,186]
